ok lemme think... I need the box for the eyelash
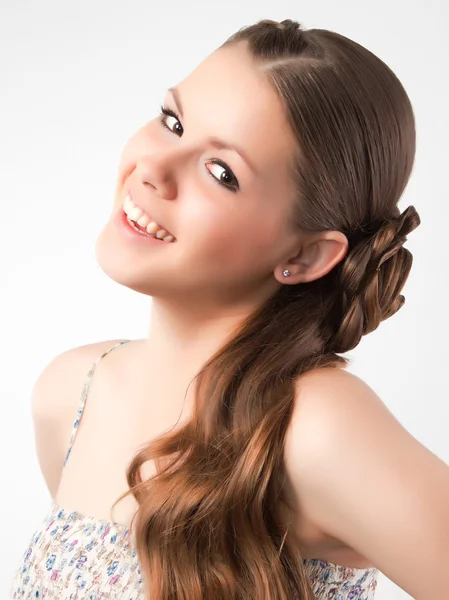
[159,104,240,193]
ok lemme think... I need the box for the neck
[142,296,256,377]
[126,278,281,414]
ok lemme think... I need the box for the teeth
[137,214,150,228]
[129,206,142,221]
[126,215,169,242]
[123,193,175,242]
[146,221,159,234]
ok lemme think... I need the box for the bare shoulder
[284,366,398,478]
[31,339,127,419]
[284,366,449,597]
[285,365,396,445]
[32,338,127,499]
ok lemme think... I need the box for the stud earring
[283,269,291,277]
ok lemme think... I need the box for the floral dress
[9,340,379,599]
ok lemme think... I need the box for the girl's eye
[159,105,240,193]
[159,106,184,136]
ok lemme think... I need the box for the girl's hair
[113,18,420,599]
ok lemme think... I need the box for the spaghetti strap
[62,339,131,469]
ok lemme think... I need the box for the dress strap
[63,339,131,469]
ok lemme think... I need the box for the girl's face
[95,42,301,307]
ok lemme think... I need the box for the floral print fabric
[9,501,142,599]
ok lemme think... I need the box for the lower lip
[115,209,174,245]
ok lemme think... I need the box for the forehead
[173,43,297,189]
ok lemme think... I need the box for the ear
[275,231,348,284]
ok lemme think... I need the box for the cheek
[180,199,242,263]
[186,207,280,271]
[113,123,156,201]
[117,127,147,172]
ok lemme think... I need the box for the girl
[10,18,448,600]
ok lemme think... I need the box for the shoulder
[31,339,128,420]
[31,339,128,498]
[283,365,395,518]
[283,365,407,505]
[285,365,393,449]
[283,366,449,596]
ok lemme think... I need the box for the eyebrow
[168,86,258,174]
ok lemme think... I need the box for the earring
[283,269,291,277]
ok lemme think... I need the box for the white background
[1,0,448,598]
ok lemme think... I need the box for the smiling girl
[10,17,448,600]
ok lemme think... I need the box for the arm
[283,367,449,599]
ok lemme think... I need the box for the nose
[136,145,191,200]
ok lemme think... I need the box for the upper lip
[127,190,174,238]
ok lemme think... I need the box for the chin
[94,223,170,297]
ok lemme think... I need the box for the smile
[122,194,176,243]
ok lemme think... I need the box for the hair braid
[333,205,420,353]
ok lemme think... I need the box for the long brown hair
[113,18,420,599]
